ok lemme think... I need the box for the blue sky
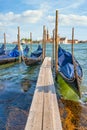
[0,0,87,42]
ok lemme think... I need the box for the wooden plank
[49,68,62,130]
[25,67,44,130]
[25,57,62,130]
[43,62,62,130]
[42,57,51,68]
[43,68,54,130]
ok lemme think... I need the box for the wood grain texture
[25,57,62,130]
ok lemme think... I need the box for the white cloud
[0,9,43,28]
[47,14,87,26]
[0,0,87,42]
[60,14,87,26]
[0,9,44,42]
[0,22,3,26]
[21,10,43,23]
[59,0,85,11]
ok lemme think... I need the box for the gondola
[0,44,5,55]
[0,45,29,65]
[24,45,42,66]
[57,46,83,97]
[23,45,29,57]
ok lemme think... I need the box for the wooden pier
[25,57,62,130]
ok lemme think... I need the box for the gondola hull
[56,73,80,100]
[0,57,19,65]
[24,56,42,66]
[24,45,42,66]
[57,71,82,98]
[0,45,29,65]
[57,46,83,98]
[0,44,5,55]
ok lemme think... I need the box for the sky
[0,0,87,42]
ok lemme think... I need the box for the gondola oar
[72,27,81,98]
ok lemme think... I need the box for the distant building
[67,39,78,44]
[60,37,68,44]
[20,39,26,44]
[12,41,18,44]
[78,40,87,43]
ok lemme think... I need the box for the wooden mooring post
[18,26,21,63]
[4,33,6,49]
[72,27,74,56]
[25,57,62,130]
[55,10,59,76]
[42,25,46,60]
[30,32,32,52]
[72,28,81,98]
[52,29,55,66]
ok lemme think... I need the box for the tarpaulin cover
[58,46,82,79]
[23,45,29,56]
[0,45,29,60]
[30,45,42,58]
[8,45,20,57]
[0,44,5,55]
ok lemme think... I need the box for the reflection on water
[0,60,40,130]
[21,79,31,92]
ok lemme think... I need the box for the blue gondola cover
[8,45,20,57]
[30,45,42,58]
[0,44,5,55]
[58,46,82,79]
[23,45,29,56]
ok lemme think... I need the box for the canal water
[0,43,87,130]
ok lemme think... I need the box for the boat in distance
[0,45,29,65]
[24,45,42,66]
[0,44,5,55]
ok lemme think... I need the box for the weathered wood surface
[25,57,62,130]
[4,33,6,49]
[42,25,46,60]
[18,26,21,62]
